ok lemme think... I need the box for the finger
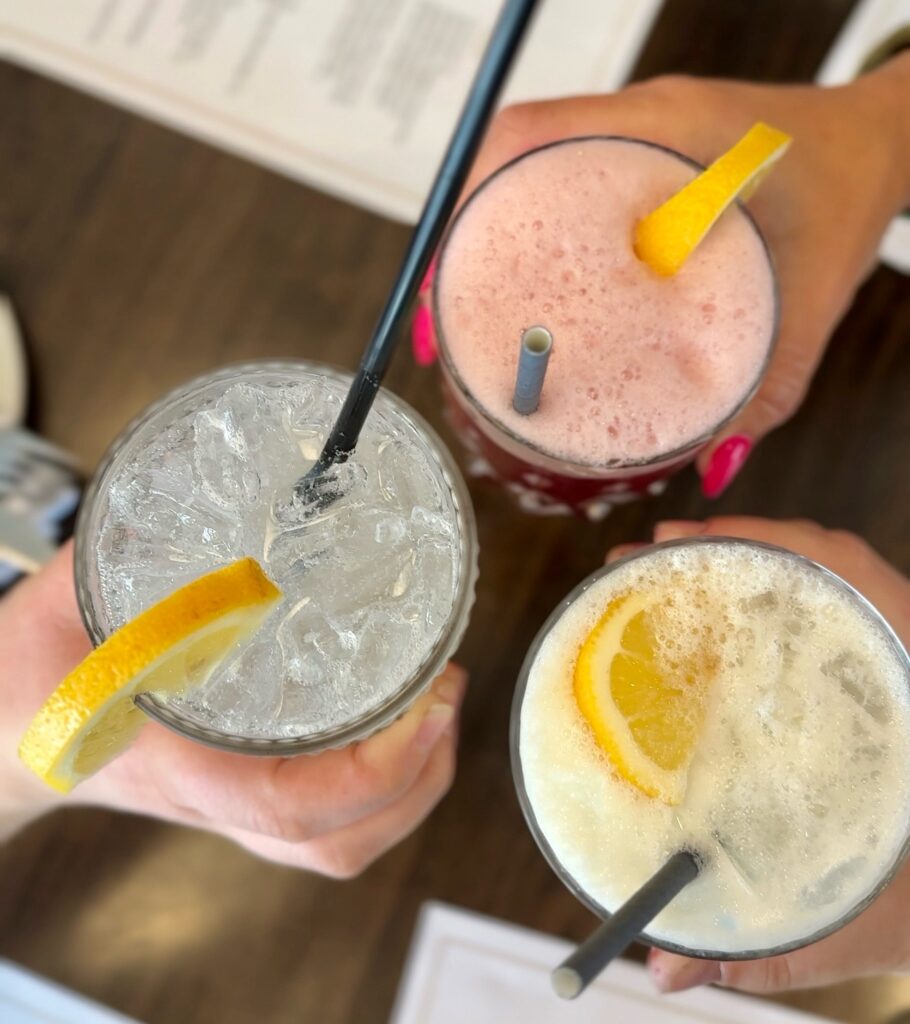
[648,950,721,993]
[117,663,467,842]
[649,950,801,995]
[225,720,458,877]
[604,542,647,564]
[653,515,835,567]
[651,520,708,544]
[660,515,825,550]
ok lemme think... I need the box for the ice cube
[822,652,892,724]
[801,856,866,908]
[193,407,262,509]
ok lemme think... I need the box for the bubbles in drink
[91,368,472,741]
[519,542,910,954]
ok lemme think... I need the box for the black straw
[552,850,701,1000]
[297,0,539,498]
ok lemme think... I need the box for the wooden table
[2,2,909,1022]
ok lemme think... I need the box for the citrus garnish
[19,558,281,793]
[634,122,792,276]
[573,592,715,804]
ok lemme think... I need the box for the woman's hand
[423,56,910,495]
[609,516,910,992]
[0,544,466,877]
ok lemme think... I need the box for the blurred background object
[0,295,27,429]
[0,297,81,593]
[817,0,910,272]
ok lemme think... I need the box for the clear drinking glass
[75,360,478,755]
[510,537,910,960]
[432,137,780,519]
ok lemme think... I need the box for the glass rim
[74,358,478,756]
[509,535,910,961]
[432,135,781,473]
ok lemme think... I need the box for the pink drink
[433,137,777,518]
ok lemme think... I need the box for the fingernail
[415,704,455,751]
[605,542,647,564]
[412,303,438,366]
[701,434,752,499]
[650,955,721,993]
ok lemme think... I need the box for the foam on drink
[519,542,910,954]
[87,365,472,741]
[436,138,775,466]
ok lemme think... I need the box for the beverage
[75,361,477,753]
[433,138,778,518]
[513,538,910,957]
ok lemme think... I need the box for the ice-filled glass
[75,361,477,754]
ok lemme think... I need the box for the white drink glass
[512,537,910,959]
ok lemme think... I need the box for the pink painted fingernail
[416,704,454,751]
[650,954,721,993]
[412,303,438,366]
[701,434,752,499]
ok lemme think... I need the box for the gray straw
[552,850,701,1000]
[512,326,553,414]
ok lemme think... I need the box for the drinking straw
[295,0,540,502]
[552,850,701,1000]
[512,326,553,414]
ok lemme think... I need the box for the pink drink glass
[432,137,779,519]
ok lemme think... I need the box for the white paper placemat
[390,903,834,1024]
[0,960,140,1024]
[1,0,663,223]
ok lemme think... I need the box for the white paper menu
[390,902,835,1024]
[1,0,663,222]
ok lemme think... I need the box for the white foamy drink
[518,541,910,955]
[78,363,476,745]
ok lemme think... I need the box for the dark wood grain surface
[3,2,910,1022]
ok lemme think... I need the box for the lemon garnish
[634,122,791,276]
[19,558,281,793]
[573,593,715,804]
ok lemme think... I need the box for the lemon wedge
[634,122,791,276]
[19,558,281,793]
[573,592,715,804]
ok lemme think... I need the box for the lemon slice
[19,558,281,793]
[634,122,792,277]
[573,592,715,804]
